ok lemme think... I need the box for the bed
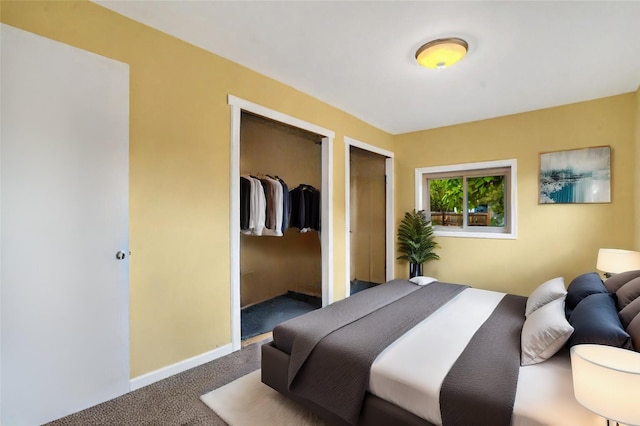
[261,272,640,426]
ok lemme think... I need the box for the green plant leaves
[396,210,439,265]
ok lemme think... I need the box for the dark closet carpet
[350,279,379,295]
[241,291,321,340]
[240,284,378,340]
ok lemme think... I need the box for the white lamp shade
[571,344,640,425]
[596,248,640,274]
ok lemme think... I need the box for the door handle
[115,251,126,260]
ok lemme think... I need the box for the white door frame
[228,95,335,351]
[344,137,394,298]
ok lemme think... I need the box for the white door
[0,24,130,425]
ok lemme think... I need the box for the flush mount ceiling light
[415,38,468,69]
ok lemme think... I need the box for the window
[415,159,517,239]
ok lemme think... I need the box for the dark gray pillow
[568,293,632,349]
[565,272,608,318]
[616,277,640,310]
[604,269,640,292]
[620,297,640,328]
[628,313,640,351]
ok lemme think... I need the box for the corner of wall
[635,86,640,250]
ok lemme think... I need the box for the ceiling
[95,1,640,135]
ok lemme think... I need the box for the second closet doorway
[345,137,394,298]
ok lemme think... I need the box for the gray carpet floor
[45,339,267,426]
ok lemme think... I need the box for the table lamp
[571,344,640,426]
[596,249,640,278]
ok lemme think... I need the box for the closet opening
[344,137,394,298]
[229,95,335,350]
[240,112,322,343]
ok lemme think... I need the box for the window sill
[434,229,517,240]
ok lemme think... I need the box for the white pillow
[525,277,566,317]
[409,276,437,286]
[520,297,574,366]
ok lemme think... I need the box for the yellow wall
[635,87,640,250]
[395,94,637,296]
[0,0,394,377]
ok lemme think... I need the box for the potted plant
[397,210,439,278]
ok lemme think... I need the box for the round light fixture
[415,38,468,69]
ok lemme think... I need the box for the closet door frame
[344,137,394,299]
[228,95,335,351]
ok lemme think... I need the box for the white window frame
[415,159,517,240]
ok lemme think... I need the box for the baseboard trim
[130,343,234,391]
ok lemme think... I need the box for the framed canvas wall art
[539,146,611,204]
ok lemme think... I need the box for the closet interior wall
[240,112,322,308]
[350,146,386,284]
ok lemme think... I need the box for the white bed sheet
[368,288,601,426]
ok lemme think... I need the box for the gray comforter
[273,280,469,425]
[272,280,526,426]
[440,294,526,426]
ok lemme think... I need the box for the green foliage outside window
[429,176,505,227]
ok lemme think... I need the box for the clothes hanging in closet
[240,176,251,230]
[289,184,320,232]
[240,175,291,236]
[275,176,290,231]
[240,175,266,236]
[260,176,284,237]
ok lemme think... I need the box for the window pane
[429,178,463,226]
[466,175,505,227]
